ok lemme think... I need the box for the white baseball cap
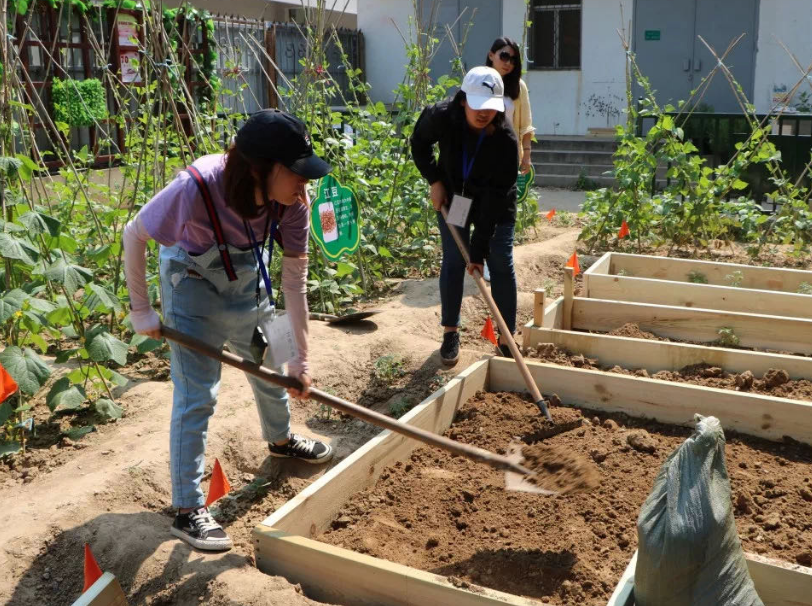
[461,66,505,112]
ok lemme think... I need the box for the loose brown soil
[527,340,812,403]
[320,392,812,605]
[521,444,600,494]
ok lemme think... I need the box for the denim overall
[160,171,290,509]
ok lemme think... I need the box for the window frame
[528,1,583,71]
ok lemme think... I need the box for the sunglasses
[498,50,518,64]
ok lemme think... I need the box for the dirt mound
[522,444,600,494]
[608,323,666,341]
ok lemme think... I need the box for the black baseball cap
[235,109,332,179]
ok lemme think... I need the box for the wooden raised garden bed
[252,357,812,606]
[582,252,812,319]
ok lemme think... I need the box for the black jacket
[410,99,518,264]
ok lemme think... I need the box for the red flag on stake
[566,252,581,277]
[83,543,103,592]
[618,220,630,239]
[545,208,556,222]
[480,317,498,346]
[0,363,18,403]
[205,458,231,507]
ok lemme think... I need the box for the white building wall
[360,0,630,134]
[754,0,812,113]
[357,0,414,103]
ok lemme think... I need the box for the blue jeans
[160,244,291,509]
[436,213,517,334]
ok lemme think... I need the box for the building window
[530,0,581,70]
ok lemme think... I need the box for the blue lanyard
[245,210,279,305]
[462,128,487,186]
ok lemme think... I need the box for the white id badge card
[262,313,298,369]
[447,194,473,227]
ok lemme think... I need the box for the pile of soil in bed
[319,392,812,605]
[527,341,812,403]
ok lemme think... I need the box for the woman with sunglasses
[123,110,334,552]
[411,66,519,365]
[486,37,535,174]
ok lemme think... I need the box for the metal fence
[212,17,270,114]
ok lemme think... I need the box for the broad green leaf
[130,334,164,354]
[335,262,355,278]
[26,297,56,314]
[43,258,93,296]
[23,332,48,354]
[55,347,82,364]
[0,289,27,323]
[0,399,14,425]
[18,211,61,237]
[15,153,39,180]
[47,306,73,327]
[85,283,122,313]
[46,377,87,412]
[63,425,95,441]
[0,346,51,395]
[45,233,79,253]
[86,325,129,365]
[0,440,22,458]
[0,233,39,265]
[86,244,112,264]
[378,246,393,258]
[0,156,22,179]
[95,398,123,420]
[732,179,749,190]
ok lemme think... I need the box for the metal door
[419,0,502,80]
[693,0,759,112]
[633,0,696,109]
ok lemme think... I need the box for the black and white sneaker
[440,331,460,366]
[268,433,333,464]
[170,506,233,551]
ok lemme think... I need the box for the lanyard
[244,209,278,306]
[461,128,487,194]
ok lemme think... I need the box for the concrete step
[537,163,615,177]
[535,137,618,152]
[532,149,616,165]
[535,172,669,189]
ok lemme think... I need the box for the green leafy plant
[797,282,812,294]
[725,270,744,287]
[716,327,740,347]
[687,270,709,284]
[51,78,107,127]
[556,211,575,227]
[388,397,413,418]
[575,168,599,191]
[543,278,556,297]
[373,355,406,383]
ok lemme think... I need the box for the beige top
[512,78,535,139]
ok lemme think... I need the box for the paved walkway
[534,188,587,214]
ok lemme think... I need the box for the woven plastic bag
[634,415,763,606]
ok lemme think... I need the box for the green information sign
[310,175,361,261]
[516,164,536,203]
[645,30,661,41]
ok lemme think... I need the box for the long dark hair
[451,90,510,133]
[485,37,521,100]
[222,143,275,219]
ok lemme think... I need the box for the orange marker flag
[83,543,103,592]
[0,363,18,403]
[545,208,556,222]
[205,458,231,507]
[480,317,498,346]
[618,220,630,239]
[566,252,581,277]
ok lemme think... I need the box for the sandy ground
[1,224,581,605]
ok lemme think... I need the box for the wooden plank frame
[583,252,812,319]
[607,551,812,606]
[253,357,812,606]
[70,572,128,606]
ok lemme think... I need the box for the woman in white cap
[123,109,334,551]
[411,66,519,365]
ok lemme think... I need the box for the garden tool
[160,325,560,495]
[309,310,383,325]
[439,206,553,421]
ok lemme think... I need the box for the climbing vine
[52,77,107,127]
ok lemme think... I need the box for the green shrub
[52,78,107,127]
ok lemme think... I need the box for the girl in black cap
[123,110,333,551]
